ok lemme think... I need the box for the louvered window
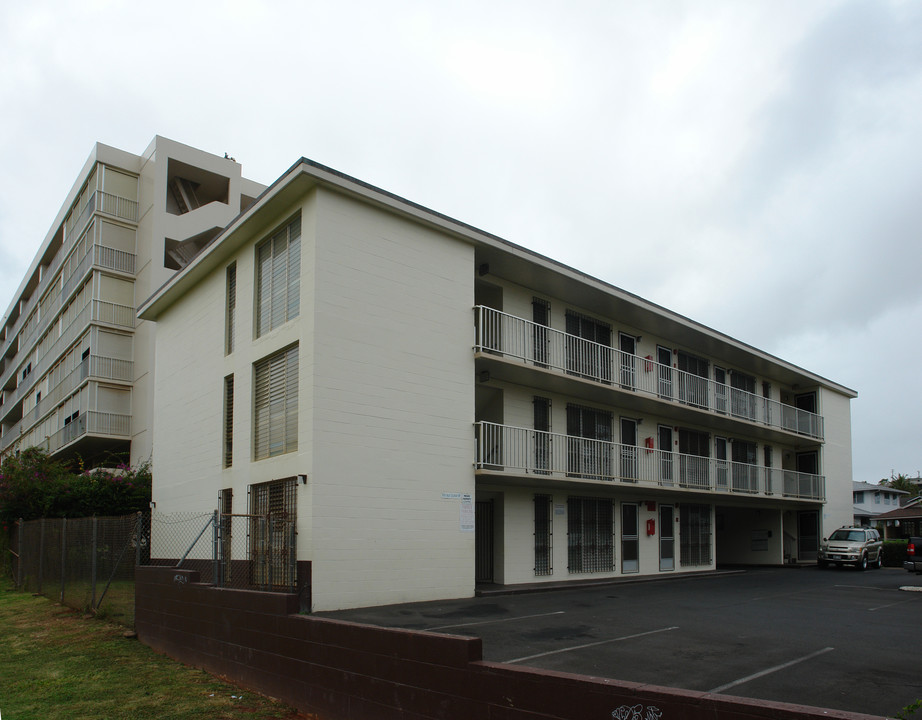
[253,345,299,460]
[255,215,301,338]
[225,263,236,354]
[223,375,234,467]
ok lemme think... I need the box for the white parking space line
[505,626,679,664]
[834,585,884,591]
[868,597,921,611]
[709,647,834,694]
[427,610,565,631]
[714,589,819,607]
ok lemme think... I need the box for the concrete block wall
[135,567,883,720]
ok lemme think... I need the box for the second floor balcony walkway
[474,306,824,441]
[474,421,825,501]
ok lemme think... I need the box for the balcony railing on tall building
[0,188,138,380]
[0,355,134,453]
[1,300,135,419]
[40,411,131,455]
[474,306,824,440]
[474,422,825,501]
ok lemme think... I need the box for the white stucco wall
[307,189,476,611]
[819,388,855,536]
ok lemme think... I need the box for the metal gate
[659,504,675,571]
[475,500,494,583]
[798,511,819,562]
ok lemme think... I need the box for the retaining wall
[135,567,883,720]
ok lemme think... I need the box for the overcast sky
[1,1,919,484]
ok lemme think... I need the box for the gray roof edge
[142,156,859,396]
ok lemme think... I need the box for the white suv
[817,527,883,570]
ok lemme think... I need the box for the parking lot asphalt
[318,566,922,717]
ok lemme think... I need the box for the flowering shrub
[0,449,151,524]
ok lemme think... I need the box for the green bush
[882,539,909,567]
[0,448,151,524]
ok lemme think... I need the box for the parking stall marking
[708,647,834,694]
[868,596,922,612]
[427,610,566,631]
[504,625,679,664]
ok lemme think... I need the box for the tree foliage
[883,473,921,498]
[0,448,151,526]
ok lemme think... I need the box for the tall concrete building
[139,157,857,612]
[0,137,265,468]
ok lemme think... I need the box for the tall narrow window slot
[620,417,638,481]
[621,503,639,573]
[657,346,673,399]
[534,494,553,576]
[533,396,551,474]
[619,333,636,390]
[225,263,236,354]
[223,374,234,468]
[219,488,233,584]
[532,298,550,367]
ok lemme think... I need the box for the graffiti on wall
[612,705,662,720]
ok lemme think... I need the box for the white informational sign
[555,504,566,515]
[460,493,475,532]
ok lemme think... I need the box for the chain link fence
[10,513,144,627]
[148,510,298,592]
[8,509,299,627]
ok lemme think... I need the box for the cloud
[0,0,918,483]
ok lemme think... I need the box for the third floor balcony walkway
[474,306,824,441]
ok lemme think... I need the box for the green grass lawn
[0,583,304,719]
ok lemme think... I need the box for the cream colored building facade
[140,157,857,612]
[0,137,264,468]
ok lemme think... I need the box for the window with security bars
[567,496,614,573]
[253,345,298,460]
[255,214,301,338]
[223,375,234,467]
[225,262,236,354]
[532,297,550,366]
[680,503,712,567]
[534,494,553,576]
[565,310,612,381]
[248,477,297,588]
[566,404,612,479]
[219,488,233,584]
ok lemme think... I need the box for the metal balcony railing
[0,242,137,399]
[0,355,134,452]
[474,421,825,501]
[0,187,138,385]
[474,306,824,440]
[1,300,134,422]
[40,411,131,455]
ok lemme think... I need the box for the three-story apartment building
[139,157,857,612]
[0,137,264,467]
